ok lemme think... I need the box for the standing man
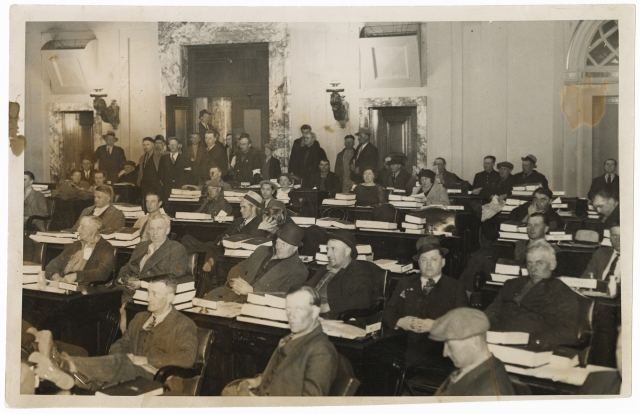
[471,156,500,195]
[260,143,281,181]
[302,159,342,197]
[158,137,190,205]
[95,131,127,184]
[288,124,312,181]
[80,154,97,186]
[223,133,235,166]
[288,126,327,183]
[184,133,204,185]
[197,109,215,142]
[335,134,356,193]
[232,133,262,184]
[199,130,228,186]
[588,158,619,201]
[512,154,549,189]
[154,136,167,155]
[137,137,163,210]
[351,128,379,184]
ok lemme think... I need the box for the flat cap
[497,161,514,170]
[205,180,224,190]
[429,308,490,342]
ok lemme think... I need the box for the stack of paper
[322,195,356,207]
[320,319,367,339]
[237,294,290,329]
[446,189,462,194]
[134,276,196,311]
[505,364,614,386]
[168,189,201,202]
[487,343,553,368]
[486,331,530,345]
[500,221,527,233]
[225,190,248,204]
[223,235,272,257]
[355,220,398,231]
[495,258,523,275]
[488,273,521,285]
[557,276,599,290]
[546,232,573,241]
[502,198,527,212]
[315,218,356,230]
[587,205,599,219]
[291,216,316,226]
[23,262,42,286]
[32,184,52,197]
[185,300,243,318]
[29,231,77,244]
[389,194,419,202]
[373,259,413,273]
[551,197,569,209]
[389,199,423,209]
[174,212,213,222]
[511,184,542,196]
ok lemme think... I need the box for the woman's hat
[417,169,436,181]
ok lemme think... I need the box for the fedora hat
[329,230,358,259]
[386,154,407,166]
[355,127,371,137]
[413,236,449,261]
[199,109,211,117]
[264,143,276,151]
[276,222,305,247]
[102,130,118,142]
[521,154,538,167]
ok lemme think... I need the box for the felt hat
[386,154,407,166]
[123,160,136,167]
[102,130,118,142]
[329,230,359,259]
[413,236,449,261]
[243,191,263,208]
[276,222,305,247]
[259,180,278,192]
[205,180,224,190]
[521,154,538,167]
[429,308,490,342]
[199,109,211,117]
[417,169,436,181]
[497,162,514,170]
[355,127,371,137]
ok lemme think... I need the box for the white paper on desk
[252,169,261,175]
[185,301,243,318]
[558,276,597,290]
[216,210,228,217]
[505,364,614,386]
[487,343,552,368]
[486,331,529,345]
[29,235,76,244]
[320,319,367,339]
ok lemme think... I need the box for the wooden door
[62,111,93,178]
[372,107,417,173]
[592,96,619,176]
[166,95,193,149]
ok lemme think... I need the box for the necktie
[238,220,246,232]
[144,153,150,169]
[607,175,612,185]
[606,254,619,280]
[108,147,112,155]
[145,315,156,330]
[423,278,436,296]
[172,153,177,163]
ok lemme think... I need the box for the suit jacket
[158,152,190,199]
[70,204,125,232]
[351,143,379,182]
[472,170,501,190]
[198,122,216,142]
[508,202,564,231]
[383,274,467,363]
[480,174,516,201]
[435,355,515,396]
[196,196,233,217]
[80,169,97,185]
[581,246,616,280]
[45,237,115,284]
[205,246,308,303]
[288,139,328,181]
[118,239,188,280]
[260,157,282,181]
[199,142,229,182]
[137,150,163,189]
[335,148,355,180]
[379,168,416,194]
[95,145,127,183]
[110,308,197,369]
[484,276,579,346]
[214,216,266,245]
[602,204,620,229]
[411,182,450,205]
[301,171,342,197]
[232,147,262,184]
[257,324,338,396]
[588,174,620,200]
[307,260,375,319]
[24,189,48,231]
[512,170,549,190]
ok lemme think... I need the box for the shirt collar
[93,204,110,216]
[421,275,441,286]
[149,307,172,326]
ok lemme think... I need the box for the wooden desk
[22,287,122,356]
[126,303,405,396]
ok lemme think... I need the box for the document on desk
[487,344,552,368]
[185,302,243,318]
[320,319,367,340]
[486,331,529,345]
[505,364,616,386]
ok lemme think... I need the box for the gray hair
[149,214,172,231]
[80,215,102,232]
[526,239,557,268]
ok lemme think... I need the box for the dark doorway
[371,106,418,173]
[186,43,269,149]
[592,96,618,177]
[166,95,193,149]
[62,111,93,178]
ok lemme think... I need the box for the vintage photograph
[6,4,634,407]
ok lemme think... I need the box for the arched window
[586,20,619,68]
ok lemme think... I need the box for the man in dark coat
[484,240,580,346]
[158,137,190,204]
[335,134,356,192]
[306,230,376,320]
[288,127,327,183]
[479,161,518,241]
[508,187,564,231]
[198,130,228,185]
[581,224,620,281]
[588,158,619,201]
[383,236,467,369]
[431,308,515,396]
[351,128,379,184]
[68,185,125,232]
[592,188,620,231]
[117,161,138,185]
[137,137,163,209]
[183,133,205,185]
[222,285,338,396]
[260,143,282,181]
[232,133,262,184]
[433,157,469,190]
[196,181,233,217]
[95,131,127,184]
[471,155,501,194]
[512,154,549,190]
[301,158,342,197]
[378,154,416,193]
[197,109,216,142]
[80,155,97,186]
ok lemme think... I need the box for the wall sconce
[326,83,349,129]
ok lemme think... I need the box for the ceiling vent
[41,37,98,94]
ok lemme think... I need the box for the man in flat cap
[306,230,377,320]
[471,156,501,195]
[260,143,282,181]
[95,131,127,184]
[302,158,342,197]
[430,308,515,396]
[383,236,467,378]
[378,154,416,194]
[205,222,308,303]
[350,128,379,184]
[117,160,139,185]
[508,187,563,231]
[484,240,579,346]
[512,154,549,190]
[196,181,233,217]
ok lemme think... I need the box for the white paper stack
[511,184,542,196]
[486,331,530,345]
[551,197,569,209]
[23,262,42,286]
[32,184,52,197]
[315,218,356,230]
[29,231,78,244]
[224,190,248,204]
[546,232,573,241]
[487,343,553,368]
[237,295,290,329]
[355,220,398,231]
[587,205,600,219]
[174,212,214,222]
[320,319,367,339]
[134,278,196,310]
[223,235,272,257]
[389,199,423,209]
[373,259,413,273]
[168,189,201,202]
[558,276,598,290]
[291,216,316,226]
[322,198,356,207]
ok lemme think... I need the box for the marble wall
[158,22,291,168]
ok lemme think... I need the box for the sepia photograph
[5,3,635,408]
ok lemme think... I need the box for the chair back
[113,194,122,203]
[43,198,57,231]
[329,353,360,396]
[357,260,387,304]
[182,328,214,396]
[372,203,397,223]
[322,207,348,220]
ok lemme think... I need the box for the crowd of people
[21,120,623,397]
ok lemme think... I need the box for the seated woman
[411,169,450,206]
[277,173,295,196]
[354,167,388,206]
[44,215,115,284]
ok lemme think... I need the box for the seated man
[479,161,517,240]
[581,224,620,281]
[222,285,338,396]
[484,240,579,346]
[470,156,500,195]
[117,161,139,184]
[45,216,115,285]
[259,180,287,211]
[205,222,308,303]
[57,169,91,192]
[24,171,48,231]
[459,212,552,295]
[27,275,198,392]
[433,157,469,190]
[69,185,125,232]
[512,154,549,189]
[133,191,166,242]
[306,230,375,320]
[89,170,108,191]
[430,308,515,396]
[377,154,415,194]
[591,188,620,230]
[259,205,289,239]
[383,236,467,369]
[301,158,342,197]
[196,181,233,217]
[508,187,564,231]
